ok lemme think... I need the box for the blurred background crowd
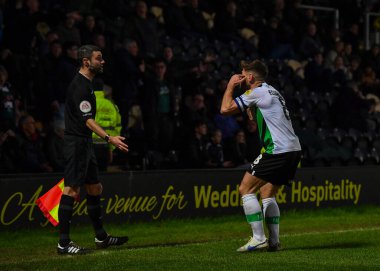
[1,0,380,173]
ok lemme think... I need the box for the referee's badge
[79,101,91,113]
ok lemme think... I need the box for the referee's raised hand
[109,136,129,152]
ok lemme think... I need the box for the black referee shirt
[64,73,96,138]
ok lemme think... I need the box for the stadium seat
[331,127,346,143]
[316,100,330,113]
[312,158,328,167]
[317,127,329,140]
[366,118,377,132]
[292,115,302,131]
[323,92,334,106]
[353,148,365,163]
[188,44,201,58]
[219,62,234,78]
[326,135,339,145]
[207,61,217,73]
[235,48,246,59]
[330,157,344,167]
[304,117,318,133]
[172,43,185,56]
[345,157,362,166]
[341,135,355,152]
[348,128,361,142]
[356,135,370,152]
[203,46,217,57]
[218,46,231,59]
[369,147,380,163]
[363,156,378,166]
[308,91,320,105]
[372,137,380,150]
[297,107,309,123]
[293,91,304,105]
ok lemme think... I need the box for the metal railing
[365,12,380,50]
[298,4,339,30]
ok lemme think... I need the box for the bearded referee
[57,45,129,254]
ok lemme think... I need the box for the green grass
[1,206,380,271]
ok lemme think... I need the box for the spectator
[36,40,66,122]
[56,13,81,45]
[92,33,113,83]
[183,120,209,168]
[259,16,295,59]
[213,0,244,43]
[304,52,333,92]
[343,23,360,54]
[162,45,188,85]
[361,66,379,96]
[206,129,233,168]
[227,129,248,166]
[0,127,20,173]
[299,22,324,59]
[201,78,228,120]
[362,44,380,77]
[17,115,53,173]
[324,40,345,69]
[61,42,79,90]
[213,109,240,141]
[331,82,372,132]
[125,0,160,58]
[348,56,363,82]
[163,0,191,38]
[46,119,65,172]
[184,0,212,37]
[38,31,60,57]
[112,39,145,134]
[140,59,176,153]
[342,42,354,65]
[0,65,21,131]
[244,119,261,162]
[3,0,45,56]
[92,81,122,172]
[182,93,212,129]
[1,0,380,171]
[80,14,100,45]
[331,56,350,86]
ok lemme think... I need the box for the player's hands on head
[109,136,129,152]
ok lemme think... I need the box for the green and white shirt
[234,83,301,154]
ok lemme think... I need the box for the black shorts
[64,135,99,187]
[247,151,301,186]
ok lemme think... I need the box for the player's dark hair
[78,45,101,66]
[240,60,268,80]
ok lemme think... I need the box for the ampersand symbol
[276,185,287,204]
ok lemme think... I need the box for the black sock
[87,194,107,240]
[58,194,75,246]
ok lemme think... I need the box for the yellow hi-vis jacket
[92,90,122,150]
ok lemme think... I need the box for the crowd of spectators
[1,0,380,173]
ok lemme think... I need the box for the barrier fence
[0,166,379,229]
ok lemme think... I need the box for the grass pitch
[0,206,379,271]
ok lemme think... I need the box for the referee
[57,45,129,255]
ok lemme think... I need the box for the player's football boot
[95,235,129,249]
[236,237,268,252]
[57,241,92,255]
[267,242,281,252]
